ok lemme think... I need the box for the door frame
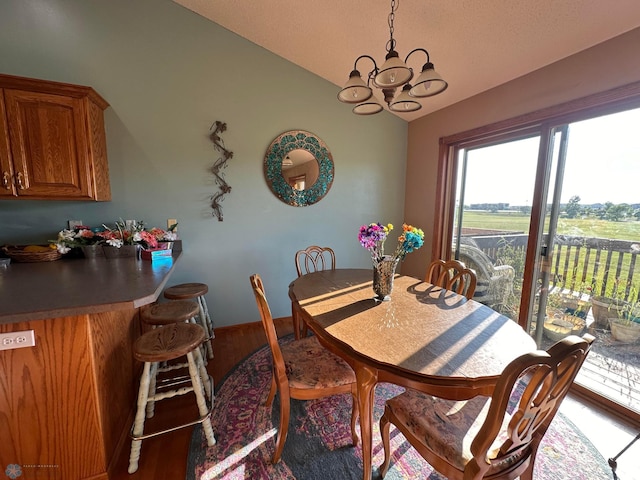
[432,81,640,425]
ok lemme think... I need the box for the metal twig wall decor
[209,120,233,221]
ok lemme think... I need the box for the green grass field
[461,211,640,240]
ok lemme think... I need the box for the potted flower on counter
[101,219,158,258]
[52,225,107,257]
[149,222,178,249]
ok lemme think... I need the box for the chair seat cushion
[281,336,355,389]
[386,388,519,473]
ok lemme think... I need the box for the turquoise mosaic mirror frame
[264,130,334,207]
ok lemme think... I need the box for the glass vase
[372,256,400,301]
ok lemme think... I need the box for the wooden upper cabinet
[0,73,111,201]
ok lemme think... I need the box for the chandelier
[337,0,447,115]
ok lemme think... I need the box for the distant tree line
[465,196,639,221]
[563,195,640,221]
[468,203,510,212]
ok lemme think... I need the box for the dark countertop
[0,252,181,324]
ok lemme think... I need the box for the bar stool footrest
[130,375,214,442]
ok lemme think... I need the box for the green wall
[0,0,408,326]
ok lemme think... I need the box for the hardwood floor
[111,317,294,480]
[112,318,639,480]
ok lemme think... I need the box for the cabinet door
[0,93,16,196]
[4,89,92,199]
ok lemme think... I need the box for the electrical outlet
[68,220,84,230]
[167,218,178,231]
[0,330,36,351]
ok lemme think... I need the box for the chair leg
[198,295,214,339]
[188,315,209,364]
[272,388,291,464]
[265,373,277,408]
[193,344,213,402]
[129,362,152,474]
[145,362,158,418]
[196,296,214,359]
[519,464,534,480]
[186,351,216,446]
[379,408,392,478]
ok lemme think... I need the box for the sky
[461,107,640,206]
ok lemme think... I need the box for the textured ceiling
[173,0,640,122]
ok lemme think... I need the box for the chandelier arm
[404,48,430,65]
[353,55,379,80]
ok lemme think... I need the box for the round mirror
[264,130,334,207]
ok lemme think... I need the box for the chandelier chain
[387,0,398,52]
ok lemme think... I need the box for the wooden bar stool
[141,300,208,364]
[128,322,215,473]
[164,283,214,359]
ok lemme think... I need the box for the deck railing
[463,233,640,302]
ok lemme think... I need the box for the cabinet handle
[2,171,10,190]
[15,172,25,190]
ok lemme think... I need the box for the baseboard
[211,316,292,336]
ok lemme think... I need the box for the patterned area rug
[187,337,611,480]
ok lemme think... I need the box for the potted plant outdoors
[543,289,587,342]
[589,277,630,330]
[609,291,640,344]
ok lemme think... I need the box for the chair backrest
[467,334,594,478]
[425,259,477,299]
[249,274,287,380]
[295,245,336,277]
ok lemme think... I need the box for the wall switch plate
[0,330,36,351]
[167,219,177,231]
[68,220,84,230]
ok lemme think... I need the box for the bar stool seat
[141,300,200,326]
[164,282,214,359]
[163,282,208,300]
[128,322,215,473]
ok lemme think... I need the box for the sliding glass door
[533,110,640,414]
[447,106,640,417]
[452,134,540,320]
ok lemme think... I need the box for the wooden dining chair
[295,245,336,277]
[249,274,359,464]
[425,258,477,300]
[379,333,594,480]
[293,245,336,338]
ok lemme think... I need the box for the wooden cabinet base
[0,309,140,479]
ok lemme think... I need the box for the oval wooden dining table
[288,268,537,480]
